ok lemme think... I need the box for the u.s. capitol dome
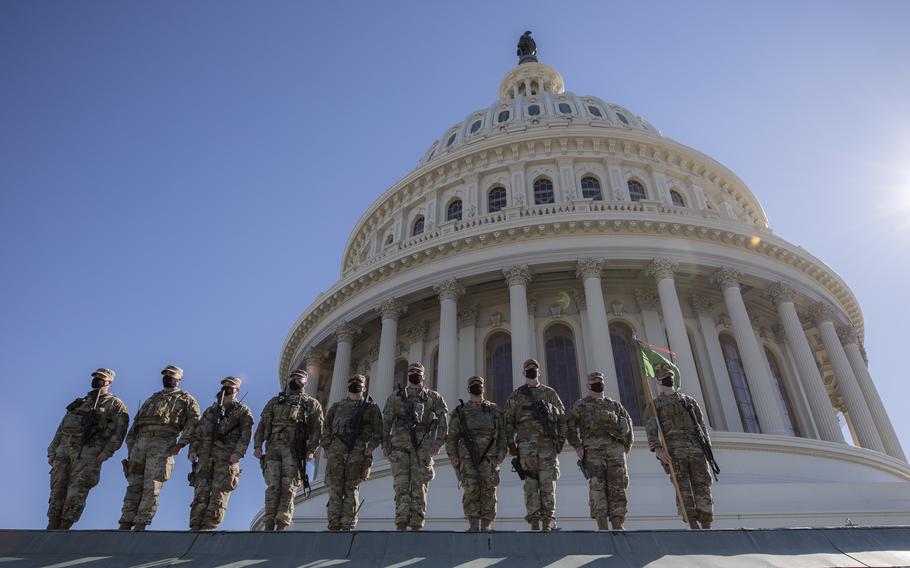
[255,36,909,530]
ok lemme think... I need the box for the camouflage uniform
[47,368,129,529]
[188,377,253,530]
[445,378,507,531]
[254,372,324,531]
[646,390,713,528]
[567,394,633,529]
[120,366,200,530]
[382,362,448,530]
[321,375,382,531]
[504,359,566,530]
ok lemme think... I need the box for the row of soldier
[47,359,715,532]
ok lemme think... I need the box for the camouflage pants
[667,450,713,524]
[324,442,367,530]
[457,457,501,521]
[584,446,629,520]
[517,439,560,523]
[263,442,302,527]
[48,439,104,525]
[389,446,434,528]
[119,435,175,526]
[189,453,241,530]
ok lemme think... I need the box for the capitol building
[254,37,909,530]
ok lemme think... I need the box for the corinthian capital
[690,294,714,315]
[711,266,741,290]
[634,288,660,310]
[837,324,859,345]
[766,282,796,307]
[503,264,532,287]
[377,298,407,321]
[334,321,362,342]
[434,278,465,301]
[811,302,836,326]
[575,258,604,280]
[304,347,328,367]
[644,258,678,282]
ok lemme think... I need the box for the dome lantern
[499,31,565,101]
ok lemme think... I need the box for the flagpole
[633,334,690,526]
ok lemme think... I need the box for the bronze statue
[517,31,538,64]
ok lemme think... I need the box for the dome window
[533,178,555,205]
[558,103,572,114]
[385,234,394,245]
[581,176,603,201]
[412,215,425,236]
[670,190,686,207]
[616,112,630,125]
[628,180,646,202]
[498,110,510,123]
[470,120,483,134]
[588,105,603,118]
[446,133,457,147]
[527,104,541,117]
[488,186,507,213]
[447,199,463,222]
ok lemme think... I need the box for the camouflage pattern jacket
[445,399,507,466]
[321,397,382,452]
[253,393,324,453]
[48,391,129,457]
[127,388,200,449]
[382,386,448,453]
[504,383,567,451]
[189,400,254,459]
[567,396,633,453]
[645,391,709,453]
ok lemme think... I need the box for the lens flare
[750,236,761,248]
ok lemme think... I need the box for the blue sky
[1,1,908,530]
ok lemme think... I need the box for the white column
[691,295,742,433]
[767,283,842,443]
[574,290,594,383]
[773,324,820,440]
[635,289,666,347]
[329,322,360,405]
[527,297,538,361]
[374,298,407,401]
[435,278,464,409]
[813,304,884,452]
[754,322,793,435]
[576,259,619,400]
[458,304,479,385]
[304,347,327,397]
[404,321,428,365]
[504,265,532,388]
[839,326,905,461]
[712,267,788,435]
[645,259,707,415]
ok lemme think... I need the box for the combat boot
[58,519,74,530]
[610,517,625,531]
[396,523,407,531]
[480,518,492,532]
[467,517,479,532]
[541,519,552,532]
[595,516,609,531]
[133,524,146,532]
[275,521,289,532]
[118,522,132,531]
[262,520,275,531]
[46,517,61,530]
[530,519,540,531]
[688,520,700,530]
[701,520,712,529]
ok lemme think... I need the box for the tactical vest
[199,401,249,449]
[269,394,313,435]
[133,390,194,431]
[460,402,497,439]
[59,393,118,440]
[656,394,698,442]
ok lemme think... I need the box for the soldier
[187,376,254,530]
[381,362,448,531]
[504,358,566,531]
[119,365,200,531]
[567,371,633,531]
[445,376,507,532]
[253,369,324,531]
[645,365,714,529]
[47,368,129,529]
[321,374,382,531]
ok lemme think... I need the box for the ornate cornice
[576,258,604,280]
[837,324,859,346]
[766,281,796,308]
[644,258,677,282]
[304,347,328,368]
[690,294,714,315]
[634,288,660,310]
[503,264,532,287]
[811,302,836,326]
[712,266,741,290]
[377,298,407,321]
[458,304,479,326]
[434,278,465,301]
[334,321,361,342]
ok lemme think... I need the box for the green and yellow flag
[634,337,681,390]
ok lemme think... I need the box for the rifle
[683,398,720,481]
[293,408,311,498]
[576,447,590,480]
[510,445,537,480]
[397,386,422,451]
[455,400,484,495]
[520,385,560,448]
[343,397,373,452]
[76,390,103,460]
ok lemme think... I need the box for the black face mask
[162,376,179,389]
[220,387,235,397]
[91,377,106,389]
[589,383,604,393]
[660,377,674,388]
[524,368,538,379]
[407,373,422,385]
[288,380,303,392]
[468,385,483,396]
[348,384,363,393]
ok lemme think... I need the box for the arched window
[616,112,630,125]
[446,199,463,222]
[527,104,541,116]
[588,105,603,117]
[412,215,425,236]
[533,178,555,205]
[581,176,603,200]
[485,331,513,406]
[628,180,646,202]
[430,347,439,391]
[719,334,761,433]
[670,190,686,207]
[498,110,510,123]
[393,359,409,392]
[470,120,482,134]
[446,133,457,147]
[545,324,580,406]
[558,103,572,114]
[488,186,507,213]
[610,323,648,425]
[766,347,798,436]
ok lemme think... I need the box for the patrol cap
[348,374,366,385]
[407,362,425,373]
[523,358,540,370]
[467,375,484,386]
[289,368,309,380]
[91,368,116,382]
[587,371,605,382]
[221,376,242,388]
[161,365,183,379]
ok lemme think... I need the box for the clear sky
[1,1,908,531]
